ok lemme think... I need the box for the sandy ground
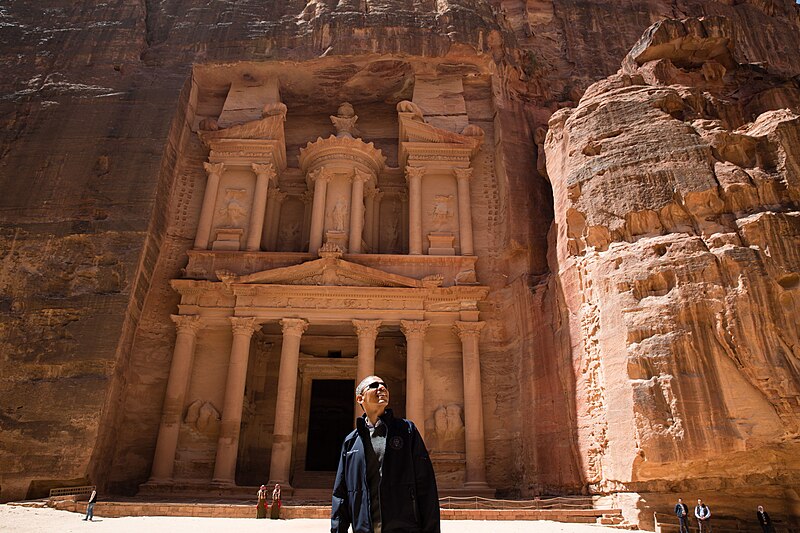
[0,505,624,533]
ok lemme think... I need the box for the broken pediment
[217,256,425,288]
[397,100,483,168]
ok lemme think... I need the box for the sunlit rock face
[0,1,798,528]
[545,13,800,528]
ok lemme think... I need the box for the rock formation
[0,0,798,528]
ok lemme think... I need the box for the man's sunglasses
[366,381,386,390]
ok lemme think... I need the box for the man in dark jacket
[331,375,440,533]
[674,497,690,533]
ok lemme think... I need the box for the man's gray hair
[355,375,382,397]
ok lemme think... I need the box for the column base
[210,479,237,489]
[439,484,496,498]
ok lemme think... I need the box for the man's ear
[356,394,364,406]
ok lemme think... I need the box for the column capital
[453,320,485,339]
[400,319,430,339]
[352,168,372,183]
[309,166,332,183]
[404,165,425,183]
[398,191,409,203]
[453,167,474,181]
[353,319,382,339]
[252,162,277,179]
[230,317,260,337]
[271,189,288,204]
[281,318,309,338]
[171,314,202,334]
[203,162,225,176]
[365,187,380,199]
[301,190,314,204]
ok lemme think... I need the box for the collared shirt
[365,416,388,533]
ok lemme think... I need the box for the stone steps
[35,499,624,524]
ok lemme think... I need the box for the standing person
[270,483,282,519]
[331,375,440,533]
[757,505,775,533]
[256,485,268,519]
[82,489,97,521]
[674,497,690,533]
[695,499,712,533]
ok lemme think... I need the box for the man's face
[357,376,389,410]
[678,498,682,503]
[697,499,703,505]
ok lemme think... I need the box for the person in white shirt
[695,499,712,533]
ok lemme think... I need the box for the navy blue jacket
[331,409,440,533]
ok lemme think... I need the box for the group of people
[675,498,776,533]
[256,483,281,519]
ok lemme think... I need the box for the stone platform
[42,499,623,525]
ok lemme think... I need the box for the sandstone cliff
[0,1,798,528]
[544,14,800,526]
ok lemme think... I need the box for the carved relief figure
[431,195,454,227]
[330,197,348,232]
[431,403,465,452]
[218,188,248,227]
[185,399,221,432]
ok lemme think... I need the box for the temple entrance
[305,379,355,471]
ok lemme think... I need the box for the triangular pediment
[217,257,426,288]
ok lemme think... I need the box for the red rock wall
[1,2,798,526]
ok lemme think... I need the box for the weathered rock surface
[544,14,800,527]
[0,0,798,528]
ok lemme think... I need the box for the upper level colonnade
[192,99,484,258]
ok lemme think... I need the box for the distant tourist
[256,485,268,519]
[695,499,712,532]
[82,489,97,522]
[331,375,440,533]
[757,505,775,533]
[674,497,690,533]
[270,483,282,519]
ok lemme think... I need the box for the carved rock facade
[1,1,799,528]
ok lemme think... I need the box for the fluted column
[364,188,377,252]
[149,315,202,482]
[301,190,314,252]
[454,321,488,488]
[308,167,331,254]
[268,318,309,486]
[194,162,224,250]
[405,166,425,255]
[401,320,429,438]
[212,317,260,485]
[265,189,287,251]
[353,319,381,382]
[246,163,275,251]
[454,167,475,256]
[349,169,369,253]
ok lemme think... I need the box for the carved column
[454,167,475,256]
[405,166,425,255]
[246,163,276,251]
[149,314,202,482]
[308,167,331,254]
[399,191,409,254]
[268,318,309,486]
[349,169,369,253]
[265,189,287,251]
[401,320,429,438]
[301,190,314,252]
[353,319,381,382]
[454,321,489,488]
[364,188,377,252]
[194,162,224,250]
[212,317,260,485]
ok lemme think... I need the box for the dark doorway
[305,379,355,471]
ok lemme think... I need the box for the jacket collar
[356,408,394,433]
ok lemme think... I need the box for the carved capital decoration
[272,189,288,204]
[453,320,485,340]
[171,314,202,335]
[301,190,314,204]
[251,162,277,180]
[404,165,426,182]
[353,319,382,339]
[453,167,474,181]
[352,168,372,183]
[400,319,430,340]
[280,318,309,338]
[203,162,225,176]
[308,166,332,184]
[230,317,260,337]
